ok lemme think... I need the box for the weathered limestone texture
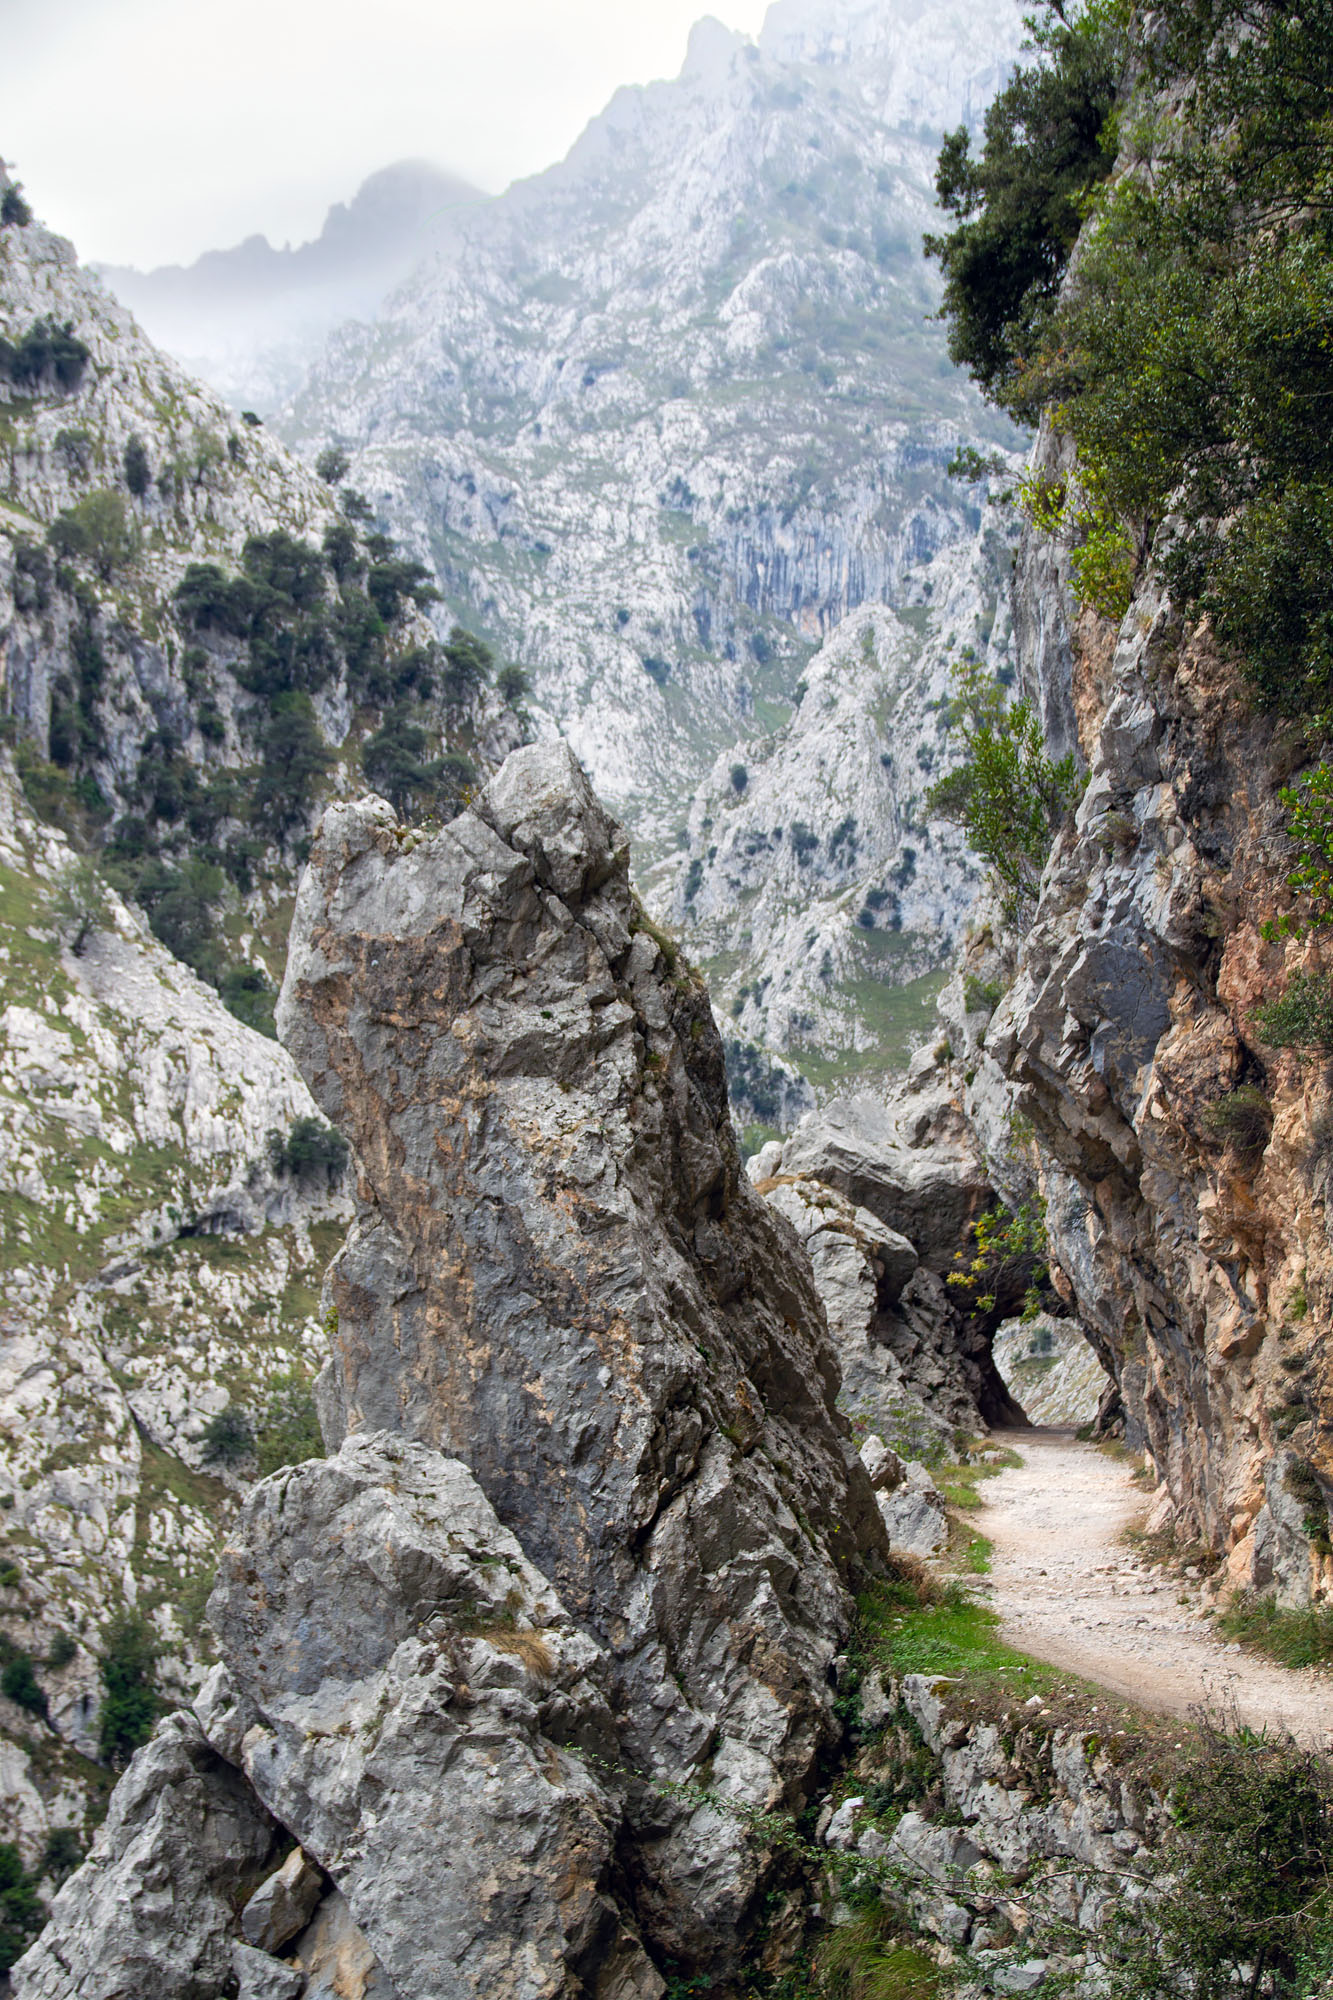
[953,407,1333,1606]
[825,1671,1167,1973]
[207,1431,662,2000]
[273,742,888,1957]
[748,1049,1026,1444]
[12,1714,283,2000]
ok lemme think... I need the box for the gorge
[2,0,1333,1993]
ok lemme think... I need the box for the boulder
[875,1461,950,1558]
[779,1088,989,1273]
[241,1845,324,1953]
[12,1714,282,2000]
[209,1430,659,2000]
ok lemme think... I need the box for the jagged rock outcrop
[957,426,1333,1606]
[746,1047,1026,1449]
[20,744,896,1992]
[12,1712,285,2000]
[826,1670,1169,1969]
[267,740,887,1969]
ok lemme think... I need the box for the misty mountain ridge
[96,159,486,411]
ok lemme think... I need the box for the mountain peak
[682,15,749,79]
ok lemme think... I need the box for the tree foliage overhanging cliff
[927,0,1333,720]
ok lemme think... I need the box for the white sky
[3,0,773,270]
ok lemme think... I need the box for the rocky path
[973,1429,1333,1748]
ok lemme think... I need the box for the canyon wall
[951,413,1333,1609]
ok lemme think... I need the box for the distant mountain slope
[0,163,517,1889]
[281,0,1024,856]
[97,161,486,413]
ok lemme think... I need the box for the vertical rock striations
[958,416,1333,1610]
[21,743,892,1991]
[275,740,888,1958]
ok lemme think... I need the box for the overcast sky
[3,0,772,270]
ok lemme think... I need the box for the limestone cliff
[20,744,897,1996]
[953,412,1333,1611]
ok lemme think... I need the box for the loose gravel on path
[973,1428,1333,1748]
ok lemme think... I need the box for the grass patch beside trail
[1218,1593,1333,1670]
[933,1442,1022,1512]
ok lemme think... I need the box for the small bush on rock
[0,1844,43,1971]
[1201,1084,1272,1165]
[926,656,1083,923]
[122,433,151,498]
[199,1405,254,1465]
[47,492,136,579]
[97,1611,160,1767]
[1253,971,1333,1054]
[0,185,32,228]
[268,1115,349,1183]
[1099,1729,1333,2000]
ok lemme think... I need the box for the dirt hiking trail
[974,1429,1333,1748]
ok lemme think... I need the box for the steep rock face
[282,1,1025,831]
[959,420,1333,1606]
[669,500,1015,1074]
[277,742,889,1957]
[746,1048,1025,1447]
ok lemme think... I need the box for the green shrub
[315,444,349,484]
[45,1632,77,1669]
[729,763,748,794]
[1100,1730,1333,2000]
[1285,1458,1333,1555]
[441,626,493,711]
[198,1404,254,1465]
[963,974,1003,1015]
[1201,1084,1272,1164]
[1264,763,1333,940]
[931,1,1333,721]
[47,491,137,579]
[0,1843,44,1971]
[122,433,151,498]
[269,1115,349,1183]
[923,1,1123,417]
[0,185,32,228]
[362,705,440,812]
[97,1611,160,1767]
[11,538,51,613]
[496,662,531,708]
[40,1829,83,1888]
[1219,1592,1333,1669]
[1253,971,1333,1054]
[0,317,90,392]
[218,963,277,1038]
[322,521,361,584]
[249,696,334,838]
[926,656,1083,922]
[0,1650,46,1718]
